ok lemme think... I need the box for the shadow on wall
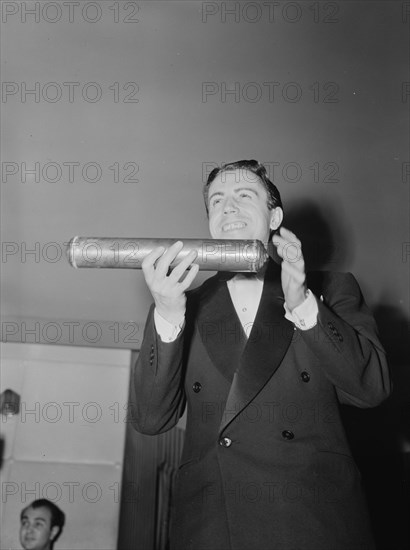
[286,200,410,549]
[284,198,355,272]
[352,304,410,550]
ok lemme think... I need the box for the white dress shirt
[154,274,318,342]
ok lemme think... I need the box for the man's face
[20,506,58,550]
[207,169,282,244]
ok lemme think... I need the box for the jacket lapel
[219,261,294,433]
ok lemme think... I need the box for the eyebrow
[209,187,259,202]
[21,515,46,523]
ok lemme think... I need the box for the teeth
[223,222,246,232]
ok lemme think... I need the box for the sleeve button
[301,371,310,383]
[282,430,295,440]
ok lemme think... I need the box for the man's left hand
[272,227,307,311]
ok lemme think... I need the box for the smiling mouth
[222,221,247,232]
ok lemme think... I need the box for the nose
[22,526,34,538]
[223,196,238,214]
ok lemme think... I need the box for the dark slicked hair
[203,160,283,215]
[21,499,65,547]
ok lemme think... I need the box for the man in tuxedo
[131,160,390,550]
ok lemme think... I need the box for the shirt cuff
[154,308,185,342]
[284,289,318,330]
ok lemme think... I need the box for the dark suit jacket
[131,261,391,550]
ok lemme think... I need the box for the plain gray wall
[1,1,408,347]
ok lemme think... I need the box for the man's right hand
[141,241,199,325]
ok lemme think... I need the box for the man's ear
[269,207,283,231]
[50,526,59,542]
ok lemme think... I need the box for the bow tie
[218,270,265,282]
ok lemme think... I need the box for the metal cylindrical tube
[67,237,269,272]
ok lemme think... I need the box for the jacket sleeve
[300,271,391,408]
[130,304,186,435]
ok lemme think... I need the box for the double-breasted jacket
[131,262,390,550]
